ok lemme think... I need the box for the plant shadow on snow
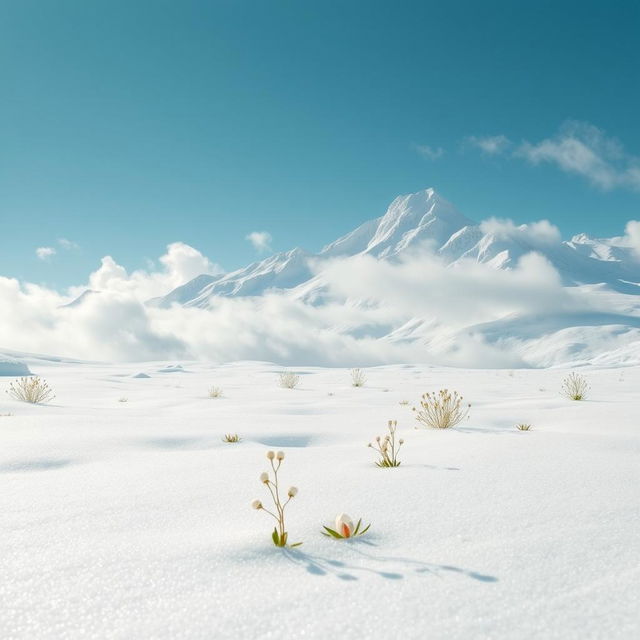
[282,545,497,583]
[0,458,75,473]
[401,464,461,471]
[253,435,315,448]
[454,425,516,435]
[140,436,218,450]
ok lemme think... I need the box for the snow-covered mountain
[153,187,639,308]
[150,248,313,308]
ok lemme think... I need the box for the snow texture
[1,358,638,639]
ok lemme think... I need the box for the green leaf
[322,526,343,539]
[281,532,288,546]
[353,518,362,536]
[358,523,371,536]
[289,542,303,547]
[272,528,279,546]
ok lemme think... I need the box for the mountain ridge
[152,187,639,308]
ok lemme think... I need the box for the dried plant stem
[252,451,300,547]
[369,420,404,467]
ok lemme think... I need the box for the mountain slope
[155,188,639,309]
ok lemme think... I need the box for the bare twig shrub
[561,373,589,400]
[251,451,301,547]
[222,433,241,443]
[351,368,366,387]
[6,377,55,404]
[278,371,300,389]
[399,400,409,406]
[368,420,403,467]
[516,423,532,431]
[413,389,470,429]
[208,386,224,398]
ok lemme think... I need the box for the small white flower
[287,486,298,497]
[276,451,285,460]
[259,472,269,484]
[335,513,354,538]
[266,451,275,460]
[251,500,263,510]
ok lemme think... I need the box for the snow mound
[132,372,151,379]
[0,356,32,377]
[157,365,186,373]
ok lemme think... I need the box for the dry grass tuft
[208,386,224,398]
[278,371,300,389]
[561,373,589,400]
[222,433,241,443]
[516,423,532,431]
[6,377,55,404]
[413,389,470,429]
[351,368,366,387]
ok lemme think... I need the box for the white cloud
[480,218,562,246]
[246,231,273,253]
[414,144,444,160]
[36,247,56,260]
[465,135,512,155]
[621,220,640,256]
[76,242,223,301]
[516,121,640,190]
[58,238,79,250]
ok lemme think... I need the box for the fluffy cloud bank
[0,235,614,367]
[75,242,223,301]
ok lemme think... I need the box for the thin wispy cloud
[246,231,273,253]
[516,121,640,190]
[466,121,640,191]
[465,135,512,155]
[58,237,79,250]
[36,247,56,260]
[413,144,444,160]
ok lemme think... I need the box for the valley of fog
[2,189,640,367]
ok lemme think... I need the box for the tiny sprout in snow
[251,451,301,548]
[322,513,371,539]
[369,420,403,467]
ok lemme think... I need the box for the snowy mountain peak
[153,187,639,309]
[321,188,474,258]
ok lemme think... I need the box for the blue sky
[2,0,639,288]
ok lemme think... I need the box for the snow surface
[1,358,638,639]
